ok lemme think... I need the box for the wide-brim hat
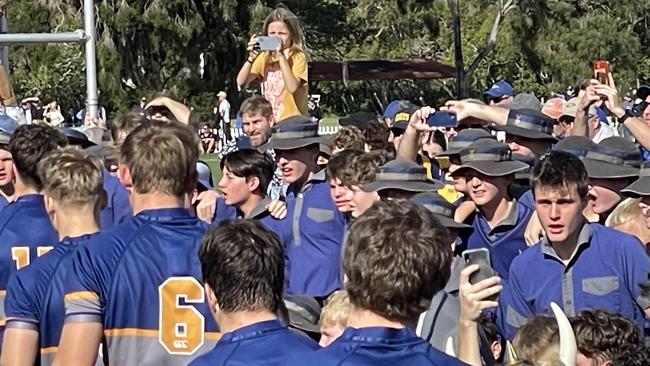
[264,115,322,151]
[196,161,214,190]
[453,139,528,177]
[490,109,557,142]
[502,93,541,110]
[361,159,443,193]
[512,153,536,181]
[621,162,650,196]
[552,135,595,158]
[60,127,96,148]
[283,295,321,334]
[581,137,641,179]
[437,128,495,157]
[409,192,472,231]
[338,111,377,131]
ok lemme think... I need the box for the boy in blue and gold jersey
[55,122,219,366]
[2,148,104,365]
[0,125,67,345]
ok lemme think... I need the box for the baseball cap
[483,80,514,98]
[217,91,227,97]
[383,100,418,123]
[541,98,565,120]
[561,97,580,119]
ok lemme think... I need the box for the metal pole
[84,0,98,119]
[0,31,86,45]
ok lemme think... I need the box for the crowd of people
[0,4,647,366]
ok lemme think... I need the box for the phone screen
[257,36,280,51]
[426,112,458,128]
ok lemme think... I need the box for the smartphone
[593,60,610,85]
[257,36,280,51]
[426,111,458,128]
[462,248,497,286]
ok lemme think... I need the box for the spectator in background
[0,117,16,210]
[21,97,44,125]
[236,7,309,121]
[483,80,514,106]
[75,98,107,126]
[214,91,232,144]
[605,197,650,247]
[308,97,322,122]
[199,124,217,154]
[110,112,147,146]
[43,101,65,127]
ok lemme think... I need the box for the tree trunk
[448,0,465,98]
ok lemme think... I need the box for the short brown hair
[9,125,68,190]
[200,219,284,313]
[111,112,147,143]
[512,315,559,364]
[571,309,641,364]
[343,200,451,322]
[530,151,589,201]
[364,122,394,154]
[121,122,198,197]
[330,126,365,152]
[326,149,364,182]
[239,96,273,119]
[341,150,391,187]
[38,148,103,205]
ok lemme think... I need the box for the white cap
[217,91,227,97]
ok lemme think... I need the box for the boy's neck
[479,195,513,228]
[346,305,408,330]
[55,209,100,241]
[238,194,263,218]
[12,176,39,199]
[292,167,318,191]
[216,310,278,334]
[131,192,185,215]
[550,218,586,262]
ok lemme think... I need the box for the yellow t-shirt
[250,49,308,122]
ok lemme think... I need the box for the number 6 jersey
[63,208,220,365]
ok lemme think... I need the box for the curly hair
[363,122,394,154]
[609,343,650,366]
[326,149,364,182]
[571,309,641,364]
[343,199,451,322]
[342,150,392,187]
[9,125,68,190]
[330,126,365,152]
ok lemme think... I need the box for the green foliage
[5,0,650,118]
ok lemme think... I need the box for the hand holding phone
[462,248,499,301]
[257,36,281,51]
[426,111,458,128]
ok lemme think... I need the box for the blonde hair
[263,7,305,51]
[605,198,643,227]
[38,148,103,205]
[512,316,559,364]
[319,290,350,328]
[121,122,199,197]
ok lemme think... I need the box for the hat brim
[263,136,322,151]
[581,158,640,179]
[437,147,463,157]
[483,90,508,98]
[361,179,443,193]
[621,177,650,197]
[491,125,558,142]
[454,160,529,177]
[434,214,473,231]
[68,136,96,148]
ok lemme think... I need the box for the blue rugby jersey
[0,194,58,345]
[63,208,220,365]
[284,327,468,365]
[4,233,98,365]
[189,320,318,366]
[100,169,132,229]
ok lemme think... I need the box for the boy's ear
[43,193,56,216]
[118,164,133,192]
[247,176,260,193]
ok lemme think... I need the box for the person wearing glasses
[483,80,515,106]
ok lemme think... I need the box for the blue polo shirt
[211,197,291,246]
[285,170,346,297]
[285,327,468,365]
[0,195,8,211]
[501,222,650,339]
[463,200,532,279]
[100,169,132,229]
[189,319,318,366]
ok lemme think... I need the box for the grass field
[200,153,222,185]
